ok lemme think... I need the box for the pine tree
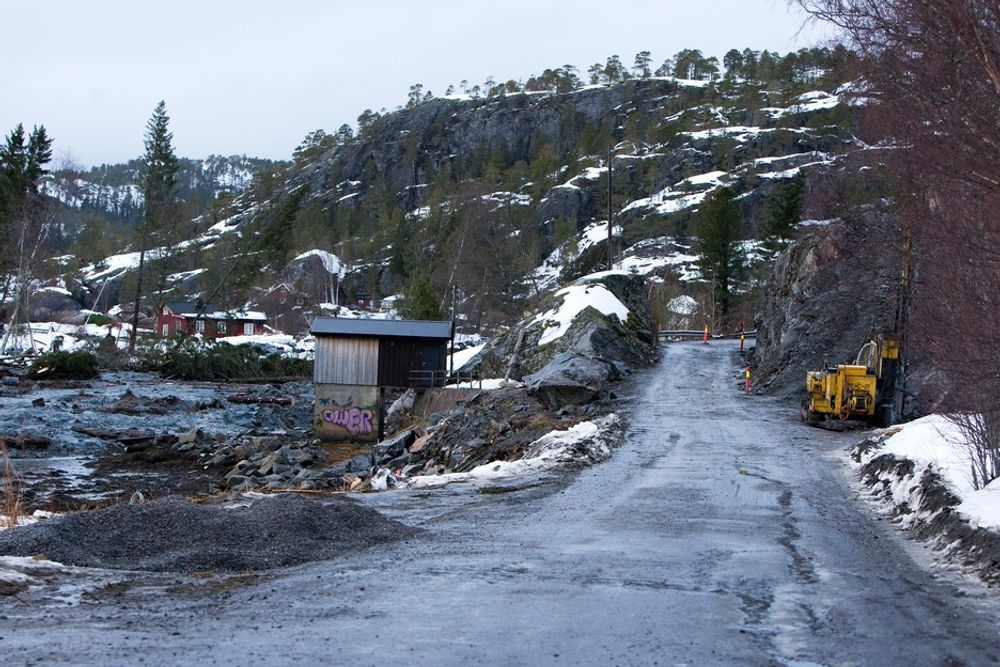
[0,123,53,350]
[764,176,804,253]
[696,188,745,319]
[129,101,179,353]
[633,51,653,78]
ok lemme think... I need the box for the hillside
[25,47,860,336]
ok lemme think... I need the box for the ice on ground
[531,279,630,346]
[859,414,1000,531]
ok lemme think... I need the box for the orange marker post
[744,366,751,394]
[703,324,710,345]
[740,332,745,353]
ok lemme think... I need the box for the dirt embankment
[853,436,1000,586]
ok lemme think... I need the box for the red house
[156,301,267,338]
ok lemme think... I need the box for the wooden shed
[310,317,453,442]
[311,318,453,388]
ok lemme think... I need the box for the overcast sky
[5,1,831,168]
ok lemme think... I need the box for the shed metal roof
[311,317,453,339]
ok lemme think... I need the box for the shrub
[25,349,100,380]
[154,338,312,381]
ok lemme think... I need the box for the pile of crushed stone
[0,494,418,573]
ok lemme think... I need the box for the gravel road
[3,342,999,666]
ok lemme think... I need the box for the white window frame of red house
[217,320,227,334]
[243,322,255,336]
[162,323,169,336]
[195,319,205,334]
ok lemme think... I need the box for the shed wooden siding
[314,336,379,385]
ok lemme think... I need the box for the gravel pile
[0,494,418,573]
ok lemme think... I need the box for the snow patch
[532,281,629,346]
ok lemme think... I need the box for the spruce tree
[695,188,745,319]
[129,101,179,353]
[402,277,443,320]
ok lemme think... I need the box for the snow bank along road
[4,342,1000,666]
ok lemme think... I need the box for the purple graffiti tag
[322,407,375,435]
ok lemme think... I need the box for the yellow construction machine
[801,336,902,427]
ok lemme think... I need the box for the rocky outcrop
[475,271,657,405]
[752,217,900,396]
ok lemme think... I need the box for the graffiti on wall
[321,405,374,435]
[315,386,379,441]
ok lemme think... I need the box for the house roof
[311,317,453,339]
[166,301,267,322]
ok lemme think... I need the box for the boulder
[346,454,373,473]
[373,430,415,464]
[523,352,611,406]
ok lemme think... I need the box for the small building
[258,284,309,335]
[157,301,267,338]
[310,317,453,442]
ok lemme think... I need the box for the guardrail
[408,369,484,388]
[659,330,757,340]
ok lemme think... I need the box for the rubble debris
[0,433,51,451]
[369,387,593,477]
[226,394,295,405]
[72,426,157,445]
[100,389,188,416]
[0,494,420,573]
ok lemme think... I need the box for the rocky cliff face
[752,216,901,396]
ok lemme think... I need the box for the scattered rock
[373,430,415,464]
[101,390,188,416]
[0,433,51,451]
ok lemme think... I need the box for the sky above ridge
[5,0,832,167]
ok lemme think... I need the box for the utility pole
[449,284,457,378]
[607,144,614,270]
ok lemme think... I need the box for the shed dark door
[378,338,446,388]
[421,345,444,385]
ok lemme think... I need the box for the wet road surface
[3,342,999,666]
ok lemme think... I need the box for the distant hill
[31,47,864,335]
